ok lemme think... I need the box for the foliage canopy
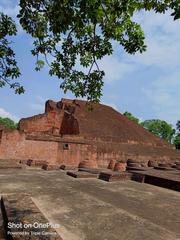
[174,134,180,149]
[0,13,25,94]
[174,120,180,149]
[0,116,17,129]
[123,111,179,146]
[141,119,175,143]
[176,120,180,133]
[1,0,176,101]
[123,111,139,123]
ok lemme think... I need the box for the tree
[123,111,139,123]
[0,13,24,94]
[173,120,180,149]
[141,119,175,143]
[174,135,180,149]
[176,120,180,133]
[1,1,180,100]
[0,117,17,129]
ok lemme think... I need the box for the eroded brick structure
[0,98,179,167]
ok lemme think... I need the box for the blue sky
[0,1,180,126]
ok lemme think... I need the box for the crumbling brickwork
[0,98,179,167]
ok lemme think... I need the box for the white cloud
[88,11,180,86]
[0,5,19,18]
[129,11,180,69]
[113,11,180,125]
[99,55,136,83]
[130,37,180,69]
[0,2,24,34]
[142,72,180,125]
[143,88,171,106]
[134,10,179,36]
[0,108,19,122]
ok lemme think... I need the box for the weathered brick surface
[107,160,116,169]
[32,160,48,167]
[42,164,60,171]
[99,171,133,182]
[0,131,58,164]
[60,112,79,135]
[0,98,180,168]
[0,125,5,131]
[0,159,22,169]
[126,166,149,171]
[19,159,28,164]
[1,194,62,239]
[148,160,158,167]
[78,160,98,169]
[114,162,127,172]
[67,170,98,178]
[59,165,77,170]
[18,111,64,135]
[78,167,106,174]
[57,141,94,167]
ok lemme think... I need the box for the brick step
[154,166,175,171]
[60,165,77,171]
[126,166,150,171]
[0,159,22,169]
[129,169,180,191]
[42,164,60,170]
[99,171,132,182]
[67,170,98,178]
[0,165,22,169]
[78,167,109,174]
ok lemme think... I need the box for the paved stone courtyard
[0,168,180,240]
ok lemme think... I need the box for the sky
[0,1,179,127]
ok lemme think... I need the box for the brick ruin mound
[0,98,179,168]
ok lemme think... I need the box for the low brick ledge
[129,170,180,192]
[42,164,60,171]
[67,170,98,178]
[98,171,132,182]
[26,135,88,145]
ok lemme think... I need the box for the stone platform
[0,168,179,240]
[29,160,180,192]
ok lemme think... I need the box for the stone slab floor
[0,168,179,240]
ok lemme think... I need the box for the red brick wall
[18,111,64,134]
[0,130,179,167]
[0,131,97,166]
[60,112,79,135]
[94,140,179,167]
[0,130,58,163]
[57,142,96,166]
